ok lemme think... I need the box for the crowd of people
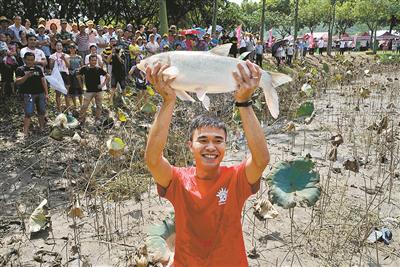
[0,15,261,137]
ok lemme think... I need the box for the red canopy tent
[356,32,371,41]
[377,31,399,40]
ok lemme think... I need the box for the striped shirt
[76,33,90,52]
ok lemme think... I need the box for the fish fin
[202,95,211,111]
[239,51,251,60]
[259,72,285,119]
[195,88,210,110]
[195,88,207,101]
[269,72,292,88]
[175,90,196,102]
[163,66,180,79]
[208,43,232,57]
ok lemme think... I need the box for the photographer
[15,52,48,137]
[106,46,126,101]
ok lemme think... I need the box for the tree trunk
[327,0,336,56]
[260,0,266,42]
[373,28,378,54]
[159,0,168,35]
[212,0,218,34]
[293,0,299,59]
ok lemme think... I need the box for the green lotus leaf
[141,101,157,114]
[146,211,175,262]
[296,101,314,118]
[268,158,321,209]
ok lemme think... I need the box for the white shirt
[146,41,159,54]
[8,24,26,42]
[318,39,324,48]
[50,52,70,74]
[340,41,346,48]
[95,35,107,54]
[239,39,246,48]
[20,47,46,63]
[85,28,98,44]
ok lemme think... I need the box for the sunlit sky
[228,0,244,5]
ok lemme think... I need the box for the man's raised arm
[232,61,270,185]
[144,63,176,188]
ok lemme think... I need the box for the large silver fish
[137,44,292,118]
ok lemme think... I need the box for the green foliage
[296,101,314,117]
[335,0,356,35]
[268,158,321,209]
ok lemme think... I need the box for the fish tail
[260,71,292,119]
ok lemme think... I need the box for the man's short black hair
[89,54,97,60]
[23,52,35,59]
[27,33,36,39]
[188,115,227,141]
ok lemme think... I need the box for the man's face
[89,57,97,67]
[24,55,35,67]
[110,39,117,47]
[27,36,37,48]
[189,127,226,171]
[61,22,67,30]
[14,16,21,25]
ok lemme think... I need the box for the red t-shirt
[157,161,260,267]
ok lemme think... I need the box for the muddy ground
[1,53,400,267]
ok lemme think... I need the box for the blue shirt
[36,34,51,57]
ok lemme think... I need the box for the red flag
[235,25,241,41]
[268,28,273,48]
[309,32,314,48]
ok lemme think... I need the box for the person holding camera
[15,52,49,137]
[105,46,126,102]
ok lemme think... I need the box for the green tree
[298,0,325,33]
[335,0,356,36]
[354,0,389,53]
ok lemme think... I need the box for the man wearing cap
[146,34,159,55]
[0,16,14,39]
[76,23,89,59]
[160,34,170,52]
[8,15,26,42]
[85,20,97,45]
[56,19,73,52]
[102,25,116,44]
[36,24,51,60]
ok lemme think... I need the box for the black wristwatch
[235,100,253,107]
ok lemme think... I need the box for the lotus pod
[106,137,126,157]
[253,198,279,221]
[29,199,49,233]
[268,158,321,209]
[296,101,314,118]
[68,199,84,219]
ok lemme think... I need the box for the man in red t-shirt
[144,61,270,267]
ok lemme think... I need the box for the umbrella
[271,39,286,56]
[180,29,200,36]
[45,19,71,32]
